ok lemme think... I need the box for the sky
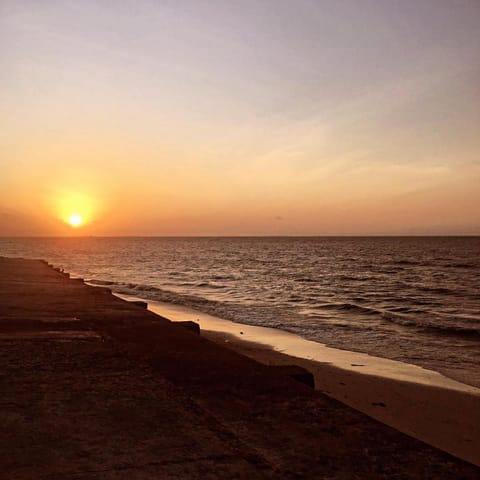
[1,0,479,235]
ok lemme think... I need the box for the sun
[53,190,96,229]
[68,213,83,228]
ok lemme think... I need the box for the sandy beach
[141,299,480,466]
[203,330,480,467]
[1,257,479,479]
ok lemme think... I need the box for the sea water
[1,236,478,387]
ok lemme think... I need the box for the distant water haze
[1,1,480,236]
[1,237,479,387]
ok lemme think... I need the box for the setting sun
[51,190,98,230]
[68,213,83,228]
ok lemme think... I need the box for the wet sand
[1,257,479,479]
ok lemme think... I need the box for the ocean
[1,236,479,387]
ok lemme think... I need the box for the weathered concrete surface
[0,257,478,479]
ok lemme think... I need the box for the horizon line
[1,234,479,239]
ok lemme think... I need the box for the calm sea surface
[1,237,479,386]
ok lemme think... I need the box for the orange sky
[1,1,480,236]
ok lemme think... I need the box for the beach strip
[136,299,480,467]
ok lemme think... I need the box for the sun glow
[53,191,97,230]
[68,213,83,228]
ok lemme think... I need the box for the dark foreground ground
[0,256,478,479]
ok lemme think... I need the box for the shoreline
[118,294,479,394]
[109,286,480,389]
[129,296,480,466]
